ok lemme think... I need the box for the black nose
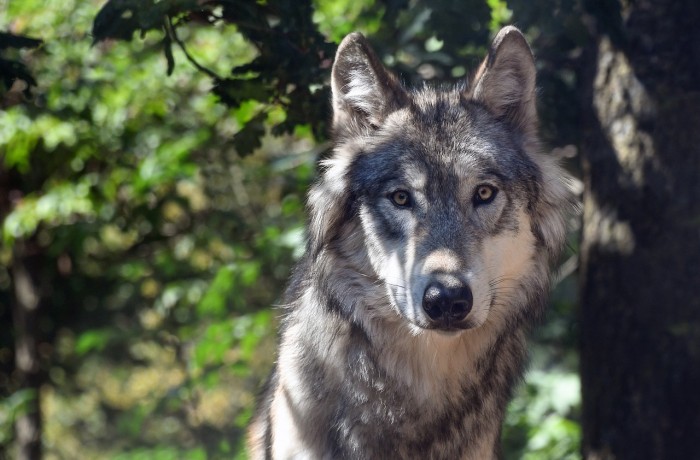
[422,281,473,324]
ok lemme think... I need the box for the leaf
[0,389,37,444]
[75,329,113,355]
[0,57,39,94]
[0,32,43,50]
[2,178,96,244]
[92,0,150,44]
[193,320,235,368]
[92,0,201,45]
[197,265,236,317]
[232,111,266,156]
[212,78,271,107]
[163,34,175,76]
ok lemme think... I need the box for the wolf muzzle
[422,278,473,329]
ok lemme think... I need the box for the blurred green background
[2,0,592,458]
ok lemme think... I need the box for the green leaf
[193,320,235,369]
[232,111,267,156]
[75,329,113,356]
[2,178,97,244]
[0,389,37,445]
[486,0,513,32]
[197,265,236,317]
[212,78,271,107]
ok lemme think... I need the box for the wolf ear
[470,26,538,144]
[331,32,407,136]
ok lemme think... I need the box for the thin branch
[164,15,222,80]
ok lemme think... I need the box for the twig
[164,15,222,80]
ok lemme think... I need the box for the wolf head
[308,27,574,335]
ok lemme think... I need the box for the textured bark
[579,1,700,459]
[11,239,44,460]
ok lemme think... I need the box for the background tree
[578,1,700,458]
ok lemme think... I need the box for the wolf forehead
[339,88,542,199]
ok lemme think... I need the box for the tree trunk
[11,239,44,460]
[579,1,700,459]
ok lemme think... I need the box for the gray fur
[248,26,576,459]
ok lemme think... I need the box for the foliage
[505,370,581,459]
[504,271,582,459]
[1,1,313,457]
[0,31,42,102]
[0,389,36,447]
[91,0,336,155]
[0,0,584,458]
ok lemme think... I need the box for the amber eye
[390,190,411,207]
[473,185,497,205]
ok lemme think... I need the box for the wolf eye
[473,185,497,205]
[390,190,411,207]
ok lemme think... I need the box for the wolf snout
[422,280,473,326]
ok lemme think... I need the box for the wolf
[247,26,576,459]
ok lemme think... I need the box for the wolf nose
[422,282,473,324]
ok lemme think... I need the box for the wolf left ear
[470,26,538,145]
[331,33,407,136]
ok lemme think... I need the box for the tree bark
[579,1,700,459]
[11,239,44,460]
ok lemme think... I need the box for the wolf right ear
[331,33,407,136]
[470,26,538,147]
